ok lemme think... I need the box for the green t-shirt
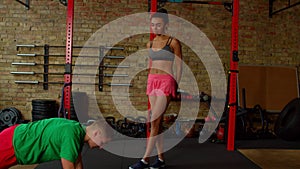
[13,118,86,164]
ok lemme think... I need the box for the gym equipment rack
[149,0,239,151]
[14,44,129,90]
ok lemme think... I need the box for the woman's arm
[146,41,152,71]
[172,38,183,83]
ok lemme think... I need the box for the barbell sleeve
[104,74,128,77]
[15,80,39,84]
[105,55,125,59]
[104,64,129,68]
[108,83,132,86]
[11,71,35,75]
[11,62,36,66]
[16,44,36,48]
[103,46,124,50]
[17,54,36,57]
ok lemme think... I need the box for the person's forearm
[61,158,75,169]
[75,162,83,169]
[75,154,83,169]
[63,165,75,169]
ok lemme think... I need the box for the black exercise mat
[36,138,260,169]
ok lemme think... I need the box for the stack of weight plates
[32,99,58,121]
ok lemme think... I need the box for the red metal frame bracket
[63,0,74,119]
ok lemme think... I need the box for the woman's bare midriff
[149,60,173,75]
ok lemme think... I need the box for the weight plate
[0,107,21,127]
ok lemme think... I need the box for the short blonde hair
[88,119,113,139]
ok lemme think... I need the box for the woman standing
[129,8,182,169]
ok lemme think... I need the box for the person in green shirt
[0,118,111,169]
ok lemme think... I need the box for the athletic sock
[158,158,164,162]
[141,159,148,164]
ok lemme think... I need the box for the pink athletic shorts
[146,74,177,98]
[0,125,18,169]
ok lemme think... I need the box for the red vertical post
[227,0,239,151]
[150,0,157,40]
[64,0,74,119]
[147,0,157,138]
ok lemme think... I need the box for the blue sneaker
[150,158,165,169]
[129,160,149,169]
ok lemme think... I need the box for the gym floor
[11,137,300,169]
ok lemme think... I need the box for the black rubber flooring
[36,138,260,169]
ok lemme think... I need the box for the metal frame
[154,0,232,11]
[147,0,158,139]
[43,45,49,90]
[64,0,74,119]
[269,0,300,17]
[150,0,239,151]
[60,0,239,148]
[227,0,239,151]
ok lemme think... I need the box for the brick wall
[0,0,299,121]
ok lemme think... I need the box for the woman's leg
[143,95,170,162]
[155,120,165,160]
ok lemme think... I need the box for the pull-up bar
[156,0,233,11]
[168,0,231,5]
